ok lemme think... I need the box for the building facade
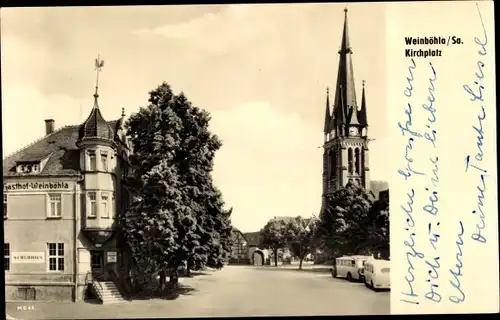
[3,88,134,302]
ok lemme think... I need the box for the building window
[100,152,108,172]
[48,243,64,272]
[88,192,97,218]
[348,148,354,174]
[111,193,115,218]
[18,287,36,301]
[16,163,40,174]
[47,194,62,218]
[354,148,360,174]
[4,243,10,271]
[88,151,97,171]
[331,151,337,177]
[101,192,109,218]
[361,150,365,173]
[3,194,7,219]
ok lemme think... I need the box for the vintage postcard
[0,1,497,319]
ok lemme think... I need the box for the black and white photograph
[2,3,391,319]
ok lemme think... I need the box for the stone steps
[94,281,125,304]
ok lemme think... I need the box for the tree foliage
[285,216,320,269]
[316,182,389,258]
[367,191,390,259]
[120,82,232,291]
[260,218,289,267]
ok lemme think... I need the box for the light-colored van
[364,259,390,290]
[332,255,373,282]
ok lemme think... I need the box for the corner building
[3,90,134,302]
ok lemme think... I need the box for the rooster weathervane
[94,54,105,97]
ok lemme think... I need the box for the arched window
[326,151,331,176]
[361,149,365,175]
[331,151,336,178]
[348,148,353,174]
[355,148,360,174]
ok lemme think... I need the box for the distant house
[243,231,269,266]
[229,228,249,264]
[228,228,269,266]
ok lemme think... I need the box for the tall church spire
[332,8,358,129]
[323,87,331,133]
[321,8,371,213]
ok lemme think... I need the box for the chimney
[45,119,55,135]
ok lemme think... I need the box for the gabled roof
[243,231,261,246]
[3,120,119,177]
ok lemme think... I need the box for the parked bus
[364,259,390,290]
[331,255,373,282]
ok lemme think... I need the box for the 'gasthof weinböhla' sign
[3,181,71,191]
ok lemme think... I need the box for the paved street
[6,266,389,319]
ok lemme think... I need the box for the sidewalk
[257,263,332,273]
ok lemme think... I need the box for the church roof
[3,120,120,177]
[78,94,114,141]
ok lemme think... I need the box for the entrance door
[90,250,105,280]
[253,252,263,266]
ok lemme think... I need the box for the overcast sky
[1,3,388,232]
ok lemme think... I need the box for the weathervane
[94,54,105,97]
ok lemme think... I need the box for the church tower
[322,8,370,209]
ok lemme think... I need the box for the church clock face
[349,127,359,136]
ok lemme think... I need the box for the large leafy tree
[316,182,374,257]
[366,191,390,259]
[121,83,232,290]
[285,216,320,270]
[260,218,288,267]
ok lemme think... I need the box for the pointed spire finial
[324,86,331,134]
[362,80,366,87]
[93,54,105,105]
[339,7,351,54]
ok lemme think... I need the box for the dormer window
[16,162,41,174]
[88,151,97,171]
